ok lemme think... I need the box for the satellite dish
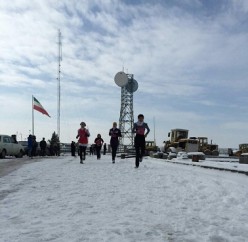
[126,78,138,93]
[114,72,128,87]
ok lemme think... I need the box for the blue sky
[0,0,248,148]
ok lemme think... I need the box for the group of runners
[76,114,150,168]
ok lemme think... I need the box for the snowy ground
[0,154,248,242]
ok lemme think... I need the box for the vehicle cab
[0,134,24,158]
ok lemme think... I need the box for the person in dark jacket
[103,143,107,155]
[109,122,122,163]
[132,114,150,168]
[94,134,104,160]
[90,145,94,156]
[28,134,33,158]
[71,141,76,157]
[40,138,47,156]
[32,136,38,157]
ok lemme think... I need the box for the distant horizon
[16,133,239,150]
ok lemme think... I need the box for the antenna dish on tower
[126,79,138,93]
[114,71,128,87]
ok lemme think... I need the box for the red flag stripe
[33,105,50,117]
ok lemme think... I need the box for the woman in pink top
[76,122,90,164]
[132,114,150,168]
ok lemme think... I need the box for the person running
[94,134,104,160]
[76,122,90,164]
[109,122,122,163]
[132,114,150,168]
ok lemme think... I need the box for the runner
[132,114,150,168]
[109,122,122,163]
[76,122,90,164]
[94,134,104,160]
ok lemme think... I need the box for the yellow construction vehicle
[235,143,248,156]
[164,129,219,156]
[198,137,219,156]
[164,129,199,153]
[145,140,158,155]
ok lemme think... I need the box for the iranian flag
[33,96,50,117]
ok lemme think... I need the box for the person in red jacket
[76,122,90,164]
[94,134,104,160]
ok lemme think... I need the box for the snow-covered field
[0,154,248,242]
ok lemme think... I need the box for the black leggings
[135,135,145,167]
[111,145,118,161]
[79,146,86,160]
[96,146,102,159]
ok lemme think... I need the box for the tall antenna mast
[57,29,62,139]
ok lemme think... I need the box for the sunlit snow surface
[0,155,248,242]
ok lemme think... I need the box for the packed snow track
[0,155,247,242]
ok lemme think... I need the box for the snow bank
[166,157,248,174]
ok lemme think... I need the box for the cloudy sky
[0,0,248,148]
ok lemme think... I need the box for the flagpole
[32,95,34,135]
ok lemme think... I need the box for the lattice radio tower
[114,71,139,151]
